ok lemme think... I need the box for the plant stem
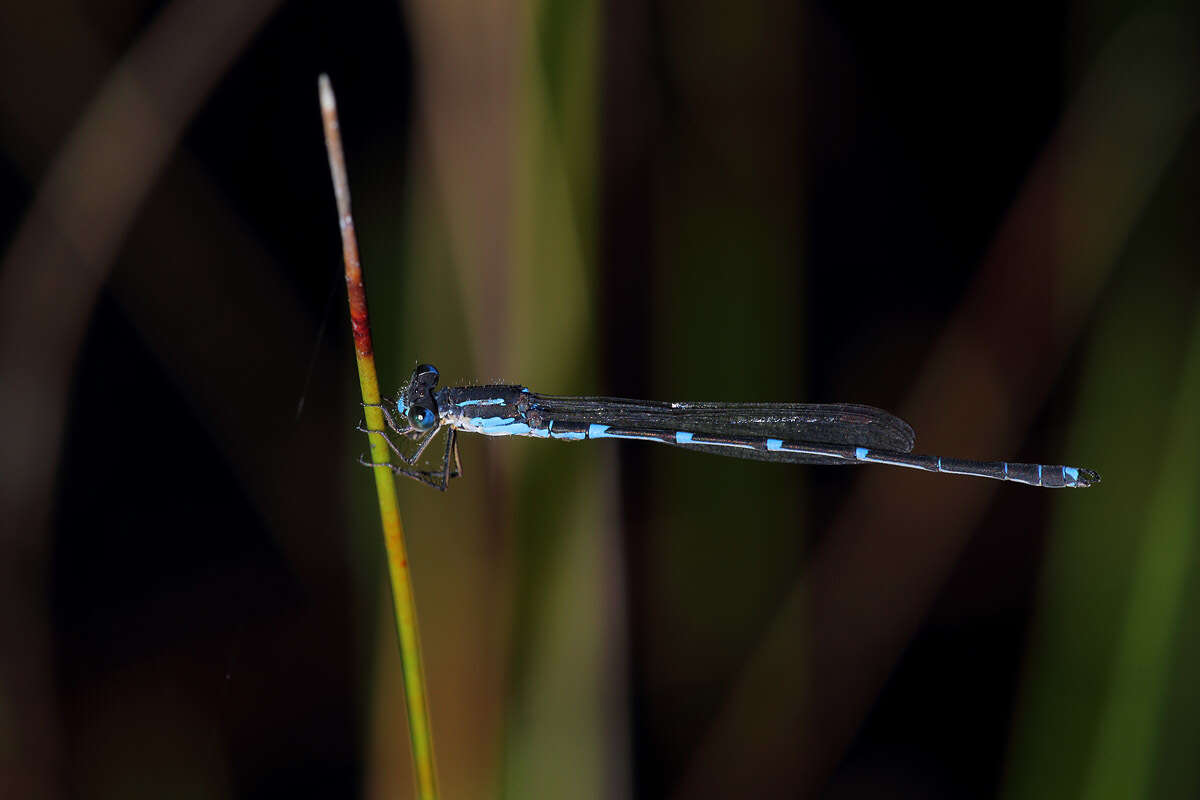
[319,73,439,800]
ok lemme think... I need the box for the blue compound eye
[407,405,436,431]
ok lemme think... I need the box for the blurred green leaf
[1004,231,1200,800]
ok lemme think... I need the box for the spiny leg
[357,399,418,461]
[356,425,460,488]
[402,424,442,466]
[355,417,441,465]
[436,429,461,489]
[357,454,453,491]
[361,401,418,439]
[356,421,412,462]
[355,422,462,490]
[450,430,463,478]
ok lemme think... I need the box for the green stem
[319,74,439,800]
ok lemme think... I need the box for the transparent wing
[529,394,914,465]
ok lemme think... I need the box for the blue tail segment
[851,447,1099,488]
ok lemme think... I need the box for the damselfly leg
[356,401,462,491]
[357,451,458,491]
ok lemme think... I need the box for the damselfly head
[401,363,442,430]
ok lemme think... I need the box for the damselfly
[360,364,1100,491]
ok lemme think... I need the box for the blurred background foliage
[0,0,1198,797]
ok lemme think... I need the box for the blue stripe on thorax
[465,414,545,437]
[456,397,506,407]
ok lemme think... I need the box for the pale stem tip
[318,74,336,112]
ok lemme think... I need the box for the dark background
[2,0,1199,797]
